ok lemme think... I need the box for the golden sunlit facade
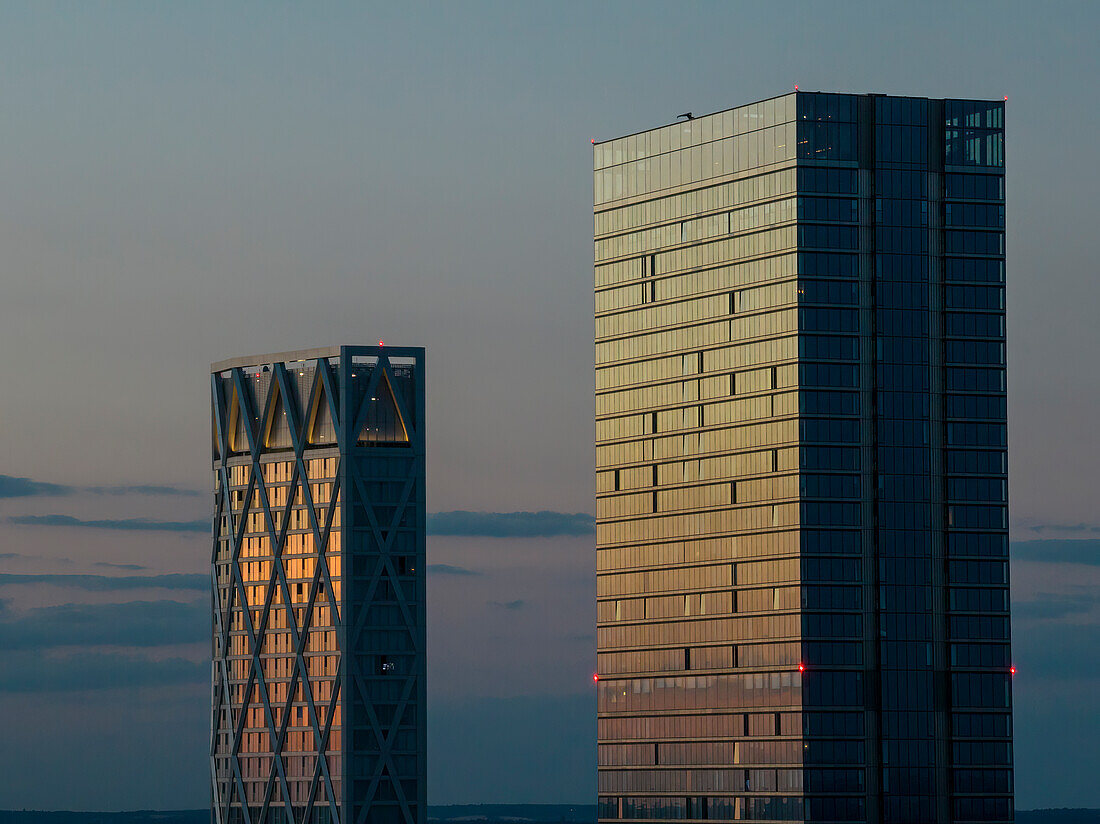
[595,93,1012,823]
[211,346,426,824]
[595,96,806,824]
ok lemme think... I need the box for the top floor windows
[946,128,1004,168]
[945,101,1005,168]
[876,96,930,126]
[798,93,858,123]
[946,100,1004,130]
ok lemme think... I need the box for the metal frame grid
[210,346,425,824]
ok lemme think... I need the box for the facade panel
[595,93,1010,824]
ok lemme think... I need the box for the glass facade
[211,346,426,824]
[595,94,1010,823]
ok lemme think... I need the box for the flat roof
[211,344,423,373]
[595,89,1005,145]
[595,91,795,146]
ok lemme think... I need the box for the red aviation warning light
[798,662,805,673]
[593,673,599,683]
[1010,666,1016,675]
[378,340,384,347]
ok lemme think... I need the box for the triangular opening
[263,383,293,449]
[228,384,254,454]
[308,383,337,445]
[358,372,409,444]
[290,365,315,426]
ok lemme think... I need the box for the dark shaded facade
[594,93,1010,823]
[210,346,426,824]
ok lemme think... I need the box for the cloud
[7,514,208,533]
[94,561,148,571]
[1014,591,1100,621]
[0,474,72,498]
[427,511,594,538]
[0,599,206,650]
[1011,586,1100,683]
[0,475,203,499]
[0,650,206,692]
[1013,619,1100,682]
[85,484,205,497]
[488,599,525,611]
[6,509,594,538]
[1025,523,1100,535]
[0,572,206,592]
[0,600,208,691]
[1012,539,1100,566]
[428,563,481,576]
[0,552,76,565]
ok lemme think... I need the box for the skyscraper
[211,345,426,824]
[594,93,1010,823]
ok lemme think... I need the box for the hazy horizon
[1,0,1099,811]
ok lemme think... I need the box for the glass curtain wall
[596,94,807,822]
[595,93,1010,824]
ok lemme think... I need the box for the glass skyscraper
[594,93,1010,823]
[210,345,426,824]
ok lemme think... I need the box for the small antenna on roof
[677,112,694,121]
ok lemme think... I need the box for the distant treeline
[0,809,595,824]
[0,807,1097,824]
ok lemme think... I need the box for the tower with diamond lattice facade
[210,345,425,824]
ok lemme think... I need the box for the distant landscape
[1,806,1099,824]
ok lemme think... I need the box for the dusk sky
[1,0,1099,811]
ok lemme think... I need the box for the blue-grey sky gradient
[0,0,1097,811]
[426,511,594,537]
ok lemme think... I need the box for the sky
[0,0,1098,811]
